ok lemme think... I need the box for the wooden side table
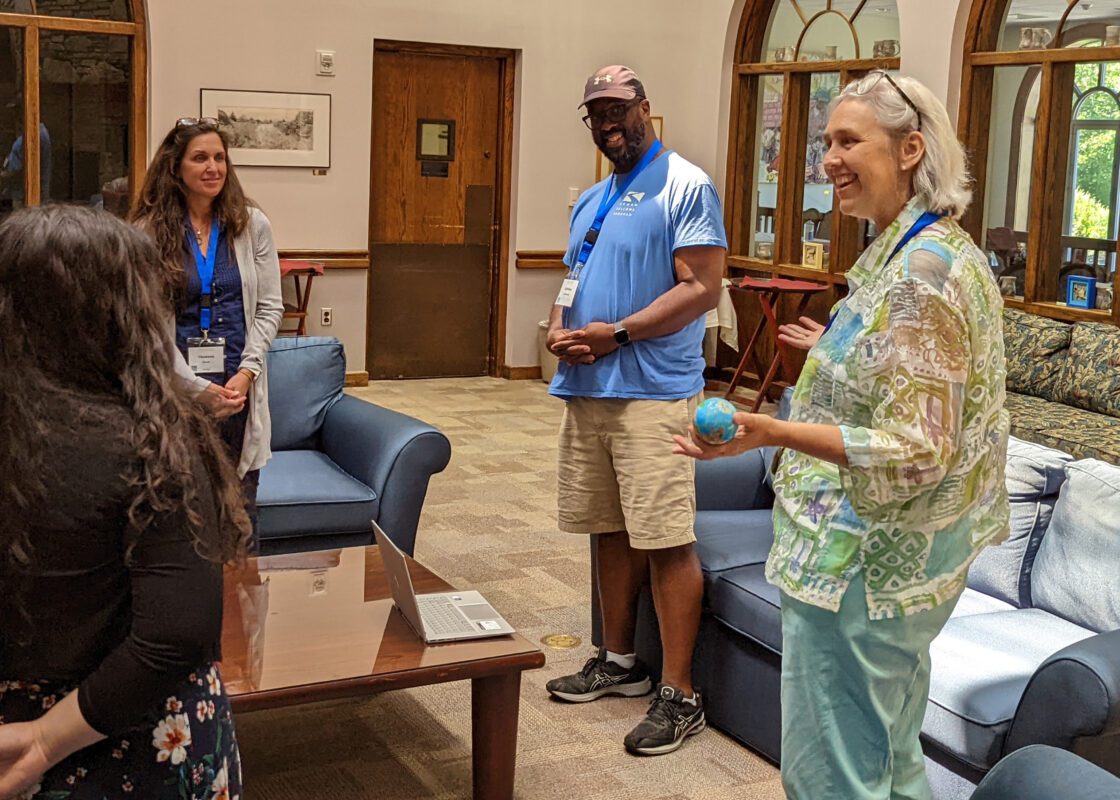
[278,259,325,336]
[725,276,829,412]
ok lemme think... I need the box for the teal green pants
[779,574,961,800]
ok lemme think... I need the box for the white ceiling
[1007,0,1120,23]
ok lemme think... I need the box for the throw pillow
[1053,322,1120,418]
[1002,309,1071,400]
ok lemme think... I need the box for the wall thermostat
[316,50,336,77]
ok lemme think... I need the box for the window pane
[998,0,1065,51]
[33,0,130,21]
[752,75,783,261]
[1060,62,1120,310]
[764,1,827,60]
[983,65,1040,301]
[0,27,23,222]
[850,4,902,60]
[39,31,131,216]
[800,11,857,61]
[1057,4,1120,47]
[801,72,839,269]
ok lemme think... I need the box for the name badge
[186,336,226,376]
[555,278,579,308]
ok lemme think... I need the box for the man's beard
[597,120,647,172]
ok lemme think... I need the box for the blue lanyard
[823,211,941,334]
[186,213,220,335]
[571,140,664,277]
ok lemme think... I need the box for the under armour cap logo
[593,75,613,85]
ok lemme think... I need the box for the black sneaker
[623,683,706,756]
[546,648,652,703]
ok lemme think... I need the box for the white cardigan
[172,207,284,476]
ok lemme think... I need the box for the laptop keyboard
[417,596,477,637]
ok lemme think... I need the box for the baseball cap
[579,65,646,108]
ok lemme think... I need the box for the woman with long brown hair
[132,118,283,541]
[0,205,250,799]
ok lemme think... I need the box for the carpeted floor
[236,377,784,799]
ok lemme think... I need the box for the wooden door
[368,44,503,379]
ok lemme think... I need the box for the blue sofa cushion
[709,564,783,655]
[267,337,345,451]
[694,510,775,575]
[951,588,1017,618]
[257,450,379,539]
[924,608,1095,770]
[1032,459,1120,633]
[966,437,1070,607]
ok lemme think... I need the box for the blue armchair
[257,336,451,555]
[971,746,1120,800]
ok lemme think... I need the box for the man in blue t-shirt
[544,65,728,757]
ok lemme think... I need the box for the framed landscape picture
[200,89,331,168]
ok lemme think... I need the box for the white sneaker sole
[626,716,706,756]
[548,678,652,703]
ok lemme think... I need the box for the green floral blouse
[768,198,1011,619]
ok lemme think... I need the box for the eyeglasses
[176,116,219,129]
[852,71,922,130]
[581,98,642,130]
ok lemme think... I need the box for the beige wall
[148,0,976,371]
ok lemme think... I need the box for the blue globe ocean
[694,398,737,445]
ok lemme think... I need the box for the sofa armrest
[1006,628,1120,773]
[320,395,451,555]
[694,449,774,511]
[972,745,1120,800]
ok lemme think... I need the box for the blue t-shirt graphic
[549,150,727,401]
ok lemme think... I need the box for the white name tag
[555,278,579,308]
[187,342,225,375]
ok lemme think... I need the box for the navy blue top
[175,223,247,380]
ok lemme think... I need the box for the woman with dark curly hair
[132,118,283,541]
[0,205,250,799]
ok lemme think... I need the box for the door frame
[368,39,516,377]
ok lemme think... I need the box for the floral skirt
[0,664,242,800]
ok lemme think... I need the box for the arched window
[960,0,1120,321]
[726,0,902,284]
[0,0,147,221]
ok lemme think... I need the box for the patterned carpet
[236,377,784,799]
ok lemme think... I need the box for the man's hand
[548,327,596,365]
[672,412,778,461]
[777,316,825,351]
[579,322,621,357]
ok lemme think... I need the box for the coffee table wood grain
[221,545,545,799]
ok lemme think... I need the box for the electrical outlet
[320,307,333,326]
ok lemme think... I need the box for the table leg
[752,292,784,413]
[725,313,768,401]
[472,671,522,800]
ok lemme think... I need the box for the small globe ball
[693,398,738,445]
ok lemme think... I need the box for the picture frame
[1066,275,1096,308]
[802,241,825,270]
[200,89,331,168]
[596,116,663,181]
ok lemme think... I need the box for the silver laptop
[373,522,515,644]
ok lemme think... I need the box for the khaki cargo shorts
[556,393,701,550]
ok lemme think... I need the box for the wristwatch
[613,322,632,347]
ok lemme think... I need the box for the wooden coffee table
[221,544,545,799]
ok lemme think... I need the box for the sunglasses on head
[175,116,219,129]
[852,71,922,130]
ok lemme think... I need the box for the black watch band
[613,323,631,347]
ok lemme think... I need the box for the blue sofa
[971,746,1120,800]
[624,435,1120,797]
[257,336,451,556]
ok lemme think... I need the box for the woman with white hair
[675,72,1009,798]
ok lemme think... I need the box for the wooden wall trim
[501,366,543,380]
[344,371,370,387]
[515,250,566,270]
[277,249,370,269]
